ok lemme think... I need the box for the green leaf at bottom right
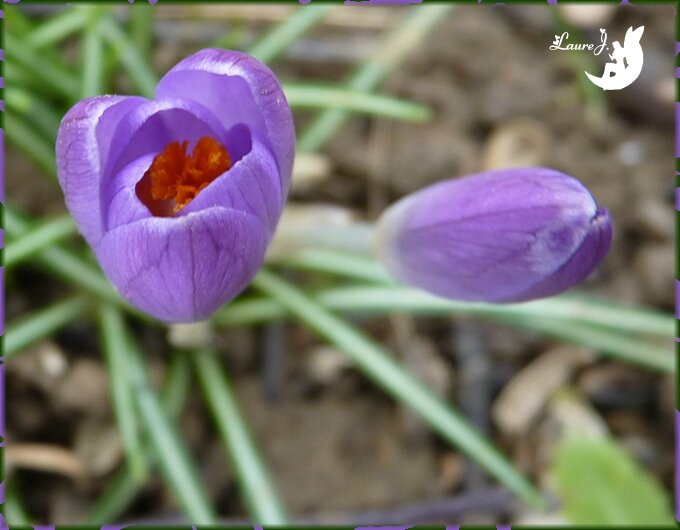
[552,436,674,525]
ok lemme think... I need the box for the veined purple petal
[96,207,269,322]
[56,48,294,322]
[56,95,146,245]
[105,153,157,230]
[373,167,613,303]
[103,97,232,184]
[181,133,282,235]
[156,48,295,193]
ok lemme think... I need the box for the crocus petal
[373,167,613,303]
[517,208,612,300]
[156,48,295,193]
[181,133,282,234]
[96,207,269,322]
[103,97,231,185]
[105,153,157,230]
[56,48,294,322]
[56,95,146,245]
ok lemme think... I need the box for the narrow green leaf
[269,249,672,338]
[100,19,157,98]
[285,84,431,122]
[85,352,191,525]
[552,437,674,525]
[215,285,673,373]
[81,17,106,99]
[24,7,92,49]
[298,5,454,152]
[4,486,32,526]
[5,113,57,178]
[248,5,332,64]
[5,206,142,318]
[121,316,217,524]
[6,87,63,143]
[5,63,44,94]
[193,348,288,524]
[5,6,35,35]
[98,306,148,481]
[494,314,673,373]
[5,215,77,270]
[5,296,90,357]
[84,463,141,525]
[271,248,394,284]
[130,4,155,59]
[6,33,80,100]
[161,353,192,418]
[252,269,544,508]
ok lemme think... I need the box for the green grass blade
[161,353,193,418]
[5,6,35,35]
[85,351,191,524]
[495,315,673,373]
[130,4,155,60]
[284,83,431,122]
[121,316,217,524]
[248,5,332,64]
[5,113,57,178]
[4,486,32,526]
[323,286,673,340]
[193,348,289,524]
[5,206,141,316]
[215,286,673,372]
[272,248,393,284]
[315,286,675,339]
[24,7,91,49]
[214,297,283,327]
[100,19,157,98]
[5,215,77,270]
[5,63,43,93]
[98,306,148,482]
[81,17,106,98]
[298,5,453,152]
[84,463,141,525]
[5,296,90,357]
[252,269,544,508]
[6,87,63,143]
[6,33,80,100]
[271,249,673,337]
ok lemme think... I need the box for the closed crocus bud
[373,168,612,303]
[56,49,294,322]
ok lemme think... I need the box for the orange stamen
[143,136,231,214]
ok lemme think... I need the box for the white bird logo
[585,26,644,91]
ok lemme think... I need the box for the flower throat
[137,136,231,216]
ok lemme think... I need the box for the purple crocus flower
[373,167,612,303]
[56,49,294,322]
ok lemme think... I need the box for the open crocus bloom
[56,49,294,322]
[373,167,612,303]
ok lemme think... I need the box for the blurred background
[4,3,676,526]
